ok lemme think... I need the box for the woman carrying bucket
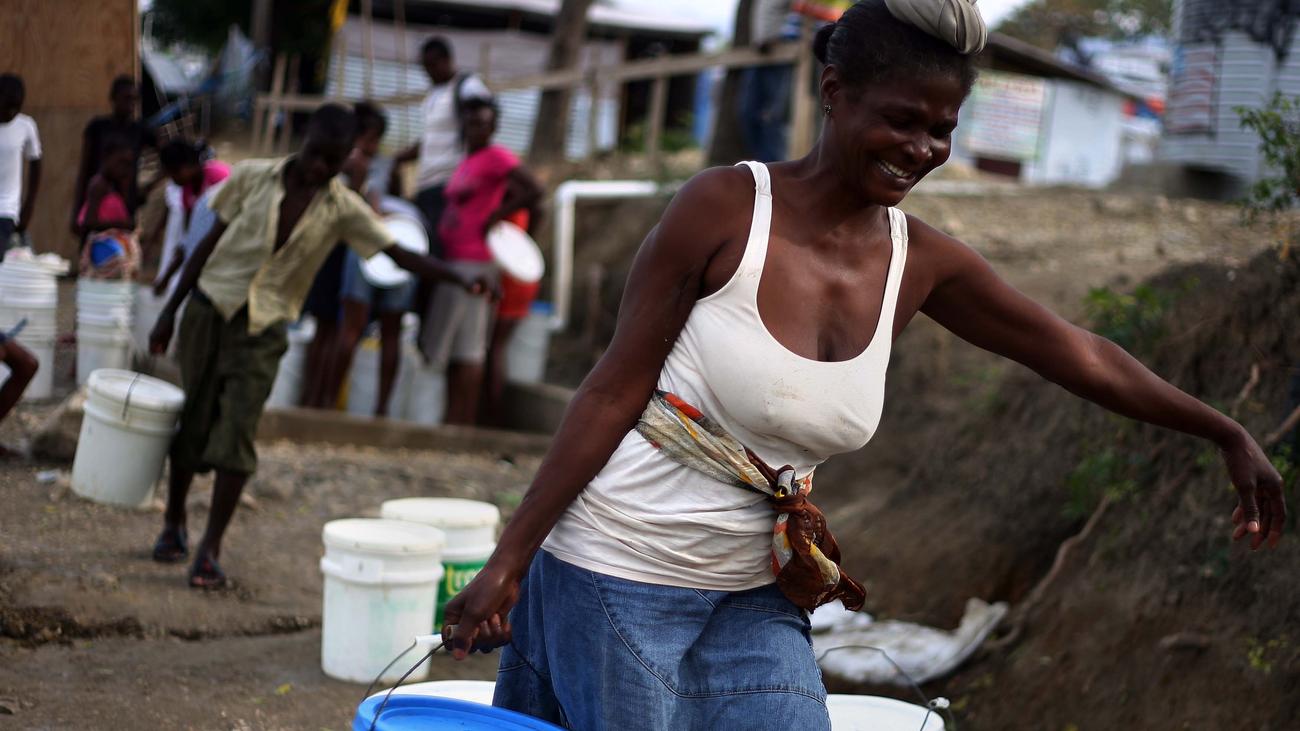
[443,1,1286,728]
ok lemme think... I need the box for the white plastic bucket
[71,370,184,508]
[132,287,168,358]
[320,519,446,684]
[825,695,946,731]
[267,317,316,409]
[379,498,499,626]
[77,327,134,385]
[0,334,55,402]
[346,335,382,416]
[401,360,446,426]
[505,302,552,385]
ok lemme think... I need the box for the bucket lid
[353,695,565,731]
[87,369,185,413]
[380,498,501,530]
[825,695,945,731]
[486,222,545,283]
[323,518,446,555]
[362,213,428,288]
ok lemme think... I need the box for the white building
[950,33,1134,188]
[1159,0,1300,195]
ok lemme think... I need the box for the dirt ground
[1,182,1293,730]
[0,432,536,729]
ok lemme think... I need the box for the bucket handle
[122,372,142,421]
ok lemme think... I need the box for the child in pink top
[439,137,519,262]
[424,97,541,425]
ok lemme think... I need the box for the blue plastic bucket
[353,695,566,731]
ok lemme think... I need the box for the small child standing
[148,104,484,588]
[0,74,41,256]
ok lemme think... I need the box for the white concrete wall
[1023,80,1127,188]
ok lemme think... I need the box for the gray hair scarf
[883,0,988,54]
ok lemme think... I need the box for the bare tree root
[983,493,1115,654]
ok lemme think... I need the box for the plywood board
[0,0,138,259]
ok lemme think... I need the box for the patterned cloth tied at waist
[635,390,867,612]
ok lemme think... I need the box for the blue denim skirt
[493,551,830,730]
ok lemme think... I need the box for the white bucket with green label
[380,498,500,627]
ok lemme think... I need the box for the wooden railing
[251,21,819,164]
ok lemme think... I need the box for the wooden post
[257,53,288,154]
[331,25,347,99]
[277,55,301,154]
[788,18,817,157]
[646,74,668,165]
[395,0,409,143]
[479,43,493,81]
[361,0,375,98]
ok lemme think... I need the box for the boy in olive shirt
[149,104,483,588]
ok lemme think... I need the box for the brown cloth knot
[636,391,867,612]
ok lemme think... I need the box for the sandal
[188,554,227,590]
[151,526,189,563]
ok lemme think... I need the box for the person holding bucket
[315,102,420,417]
[422,97,542,425]
[147,104,490,589]
[0,328,37,459]
[441,1,1285,728]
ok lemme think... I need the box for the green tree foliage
[995,0,1173,50]
[1237,93,1300,220]
[149,0,333,58]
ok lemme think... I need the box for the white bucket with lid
[71,369,185,508]
[320,519,446,684]
[825,695,945,730]
[380,498,499,626]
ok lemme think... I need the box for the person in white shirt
[395,36,492,254]
[0,74,42,255]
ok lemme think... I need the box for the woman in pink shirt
[154,139,230,293]
[424,97,542,424]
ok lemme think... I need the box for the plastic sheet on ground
[811,597,1008,686]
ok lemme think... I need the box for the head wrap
[882,0,987,54]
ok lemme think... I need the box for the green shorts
[170,292,288,475]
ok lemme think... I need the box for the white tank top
[543,162,910,590]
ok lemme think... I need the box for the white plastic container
[346,335,382,416]
[825,695,946,731]
[71,369,185,508]
[401,360,446,426]
[266,317,316,409]
[320,519,446,684]
[379,498,500,626]
[77,325,134,385]
[0,332,56,401]
[505,301,553,384]
[132,286,168,358]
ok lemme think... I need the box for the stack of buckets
[0,259,59,399]
[77,280,135,385]
[320,497,500,684]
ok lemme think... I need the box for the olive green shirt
[199,157,392,334]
